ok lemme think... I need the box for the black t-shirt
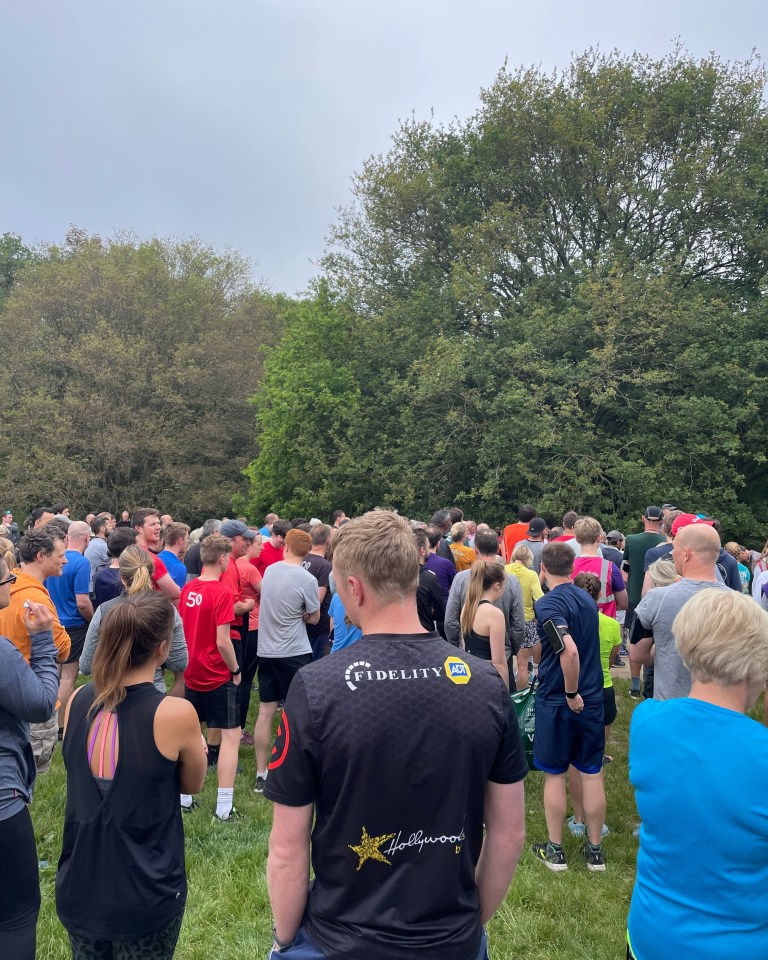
[301,553,332,638]
[264,632,527,960]
[534,582,602,704]
[184,541,202,578]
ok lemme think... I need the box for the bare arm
[630,637,654,666]
[154,697,207,794]
[488,610,509,690]
[234,598,254,615]
[215,624,239,673]
[559,632,580,694]
[75,593,94,623]
[475,779,525,923]
[614,588,628,611]
[156,573,181,604]
[640,571,654,599]
[268,802,313,946]
[444,580,463,647]
[303,608,321,626]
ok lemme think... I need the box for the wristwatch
[231,666,242,676]
[565,690,578,699]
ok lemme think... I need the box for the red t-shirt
[502,522,529,562]
[180,578,235,692]
[254,540,284,576]
[219,555,244,640]
[236,556,262,632]
[150,554,168,587]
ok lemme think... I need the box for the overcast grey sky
[1,1,764,295]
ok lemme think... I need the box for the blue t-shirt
[158,550,187,590]
[628,698,768,960]
[329,592,362,652]
[45,550,92,628]
[94,567,123,609]
[534,582,602,703]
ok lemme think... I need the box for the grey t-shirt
[635,578,728,700]
[84,537,110,590]
[258,561,321,659]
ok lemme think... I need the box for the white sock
[257,769,269,780]
[216,787,234,819]
[180,793,193,809]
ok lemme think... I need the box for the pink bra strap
[87,711,104,766]
[110,712,118,777]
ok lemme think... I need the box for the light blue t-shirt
[628,697,768,960]
[158,550,187,590]
[329,592,362,652]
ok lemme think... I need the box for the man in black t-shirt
[265,511,527,960]
[300,524,333,660]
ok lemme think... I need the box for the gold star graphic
[348,826,395,871]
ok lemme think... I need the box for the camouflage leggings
[68,913,183,960]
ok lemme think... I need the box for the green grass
[31,682,768,958]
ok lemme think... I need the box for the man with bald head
[630,519,726,700]
[45,520,94,736]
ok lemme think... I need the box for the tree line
[2,47,767,541]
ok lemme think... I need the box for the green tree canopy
[249,48,768,540]
[0,230,288,522]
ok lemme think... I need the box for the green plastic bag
[510,683,536,771]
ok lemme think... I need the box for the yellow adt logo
[444,656,471,685]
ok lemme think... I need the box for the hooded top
[0,570,71,664]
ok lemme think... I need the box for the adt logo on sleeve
[444,656,471,684]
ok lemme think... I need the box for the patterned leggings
[68,913,183,960]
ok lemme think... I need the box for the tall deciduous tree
[0,231,287,521]
[249,48,768,539]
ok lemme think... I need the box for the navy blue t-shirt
[534,582,602,704]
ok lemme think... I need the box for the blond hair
[450,522,467,543]
[573,516,601,546]
[118,545,155,594]
[647,558,679,589]
[511,543,534,568]
[332,510,419,603]
[674,588,768,686]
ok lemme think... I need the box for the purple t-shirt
[424,553,457,599]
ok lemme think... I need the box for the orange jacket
[0,570,71,663]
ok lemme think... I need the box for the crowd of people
[0,499,766,959]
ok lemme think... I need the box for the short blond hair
[511,543,534,568]
[647,558,679,589]
[450,521,467,543]
[332,510,419,603]
[674,588,768,686]
[574,517,601,545]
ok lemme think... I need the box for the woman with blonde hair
[627,588,768,960]
[506,543,544,690]
[80,546,188,695]
[460,560,508,689]
[57,593,206,959]
[449,522,476,572]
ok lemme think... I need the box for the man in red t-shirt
[254,518,291,576]
[219,519,256,642]
[132,508,181,603]
[502,505,537,562]
[180,533,240,822]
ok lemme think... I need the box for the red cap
[671,513,716,537]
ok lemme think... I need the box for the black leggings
[68,912,183,959]
[0,806,40,960]
[239,629,259,728]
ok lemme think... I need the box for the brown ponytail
[118,545,155,595]
[91,593,174,715]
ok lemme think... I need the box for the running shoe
[566,816,585,837]
[181,798,201,814]
[584,842,606,872]
[240,731,255,746]
[628,689,642,699]
[531,841,568,871]
[213,807,241,823]
[254,775,267,794]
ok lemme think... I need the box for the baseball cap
[606,530,624,543]
[661,503,678,512]
[527,517,546,536]
[671,513,716,537]
[220,519,256,540]
[643,506,663,521]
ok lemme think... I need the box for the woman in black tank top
[56,593,207,959]
[460,560,509,689]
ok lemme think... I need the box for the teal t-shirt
[628,698,768,960]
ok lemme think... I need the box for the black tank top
[56,682,186,939]
[463,600,494,661]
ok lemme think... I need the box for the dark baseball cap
[643,506,663,521]
[606,530,624,543]
[527,517,547,536]
[220,519,256,540]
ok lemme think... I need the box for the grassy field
[30,681,767,959]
